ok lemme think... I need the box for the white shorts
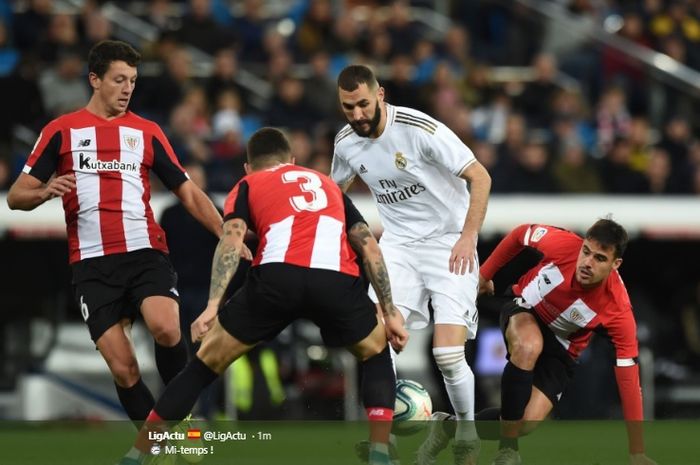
[368,234,479,340]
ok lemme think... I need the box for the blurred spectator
[167,102,211,167]
[36,13,81,63]
[13,0,53,52]
[658,115,693,190]
[265,75,316,132]
[38,48,89,117]
[411,38,438,86]
[205,47,251,113]
[503,139,558,193]
[627,116,653,172]
[303,50,338,120]
[176,0,234,54]
[439,24,472,79]
[598,137,648,193]
[145,0,180,32]
[515,52,560,129]
[0,156,10,190]
[552,141,603,193]
[385,0,421,56]
[601,10,651,112]
[288,129,314,167]
[159,162,219,348]
[471,89,512,145]
[0,54,45,145]
[82,10,114,50]
[210,107,244,160]
[383,54,419,108]
[233,0,269,63]
[328,13,360,58]
[132,45,193,123]
[296,0,334,58]
[596,85,632,156]
[0,20,18,76]
[642,146,676,194]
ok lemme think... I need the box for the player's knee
[508,336,543,365]
[433,346,472,383]
[150,321,181,347]
[110,357,141,387]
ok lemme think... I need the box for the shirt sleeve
[343,193,367,233]
[330,146,355,186]
[223,179,251,227]
[419,119,476,176]
[23,125,62,183]
[151,126,189,190]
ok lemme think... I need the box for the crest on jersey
[123,135,140,151]
[531,227,548,242]
[394,152,407,170]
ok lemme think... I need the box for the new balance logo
[359,164,368,174]
[77,139,91,147]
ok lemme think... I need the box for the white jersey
[331,104,476,245]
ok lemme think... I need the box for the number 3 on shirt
[282,170,328,212]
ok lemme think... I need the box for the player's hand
[478,274,494,296]
[629,453,658,465]
[450,233,477,275]
[191,305,217,342]
[240,243,253,261]
[42,174,76,201]
[385,314,409,353]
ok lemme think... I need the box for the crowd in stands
[1,0,700,195]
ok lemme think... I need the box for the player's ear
[377,86,385,102]
[88,72,100,90]
[612,257,622,270]
[244,163,252,175]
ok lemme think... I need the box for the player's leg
[499,311,543,451]
[125,317,255,461]
[74,261,156,425]
[348,319,396,465]
[134,251,189,386]
[310,268,397,465]
[140,296,189,385]
[96,319,155,423]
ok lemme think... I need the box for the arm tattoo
[348,222,372,251]
[349,223,396,317]
[208,221,243,303]
[366,257,395,317]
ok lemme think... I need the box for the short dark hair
[585,218,628,258]
[246,127,292,167]
[337,65,379,92]
[88,40,141,78]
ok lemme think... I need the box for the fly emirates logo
[375,178,426,205]
[78,153,139,172]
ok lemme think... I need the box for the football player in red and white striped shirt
[478,220,656,465]
[118,128,408,465]
[7,40,223,425]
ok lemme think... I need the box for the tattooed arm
[191,218,247,342]
[347,222,409,351]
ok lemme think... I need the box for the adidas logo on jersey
[359,164,368,174]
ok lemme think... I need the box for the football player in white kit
[332,65,491,465]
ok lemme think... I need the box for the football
[392,379,433,435]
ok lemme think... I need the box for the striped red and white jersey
[481,224,638,362]
[223,164,361,276]
[23,109,189,263]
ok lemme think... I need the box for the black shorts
[71,249,179,342]
[497,291,577,405]
[218,263,378,348]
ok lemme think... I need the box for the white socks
[433,346,478,442]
